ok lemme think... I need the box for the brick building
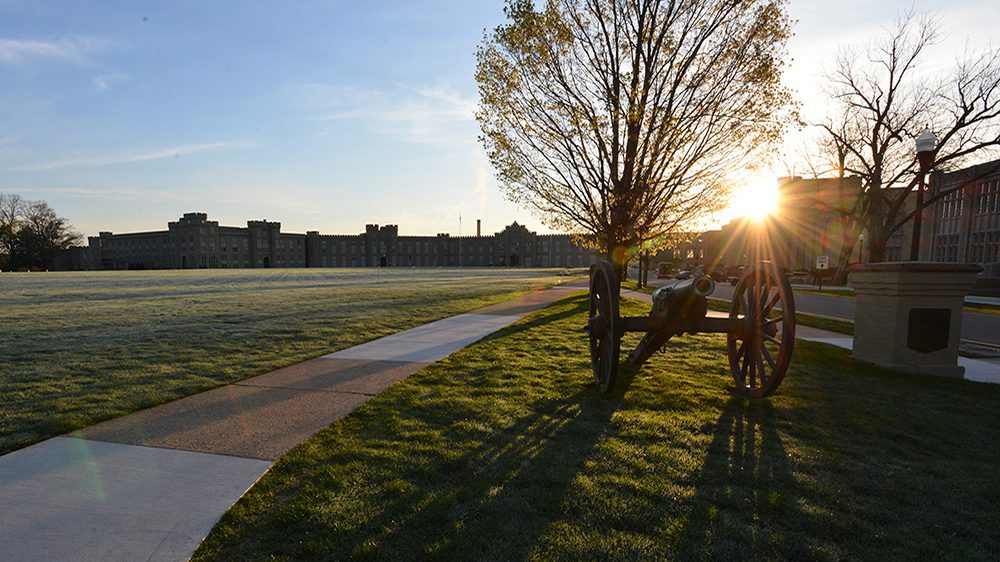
[700,160,1000,284]
[924,160,1000,277]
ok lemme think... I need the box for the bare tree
[476,0,795,278]
[0,193,26,268]
[818,11,1000,264]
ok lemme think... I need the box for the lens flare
[734,179,779,220]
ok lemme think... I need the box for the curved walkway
[0,282,586,562]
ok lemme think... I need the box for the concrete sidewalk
[0,281,587,562]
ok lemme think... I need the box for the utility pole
[459,213,462,268]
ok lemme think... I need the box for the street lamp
[910,129,938,261]
[858,232,865,264]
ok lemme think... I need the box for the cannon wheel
[727,262,795,397]
[588,261,621,393]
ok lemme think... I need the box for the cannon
[587,260,795,397]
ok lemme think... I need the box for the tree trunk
[832,237,858,285]
[867,229,888,263]
[642,251,650,287]
[605,235,626,284]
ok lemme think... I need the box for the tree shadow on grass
[676,397,802,560]
[475,299,588,345]
[196,294,663,560]
[339,301,641,560]
[350,376,641,561]
[752,341,1000,560]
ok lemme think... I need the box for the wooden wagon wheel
[726,262,795,397]
[588,261,621,393]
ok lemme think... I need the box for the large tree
[4,198,80,270]
[476,0,794,277]
[817,11,1000,266]
[0,193,27,269]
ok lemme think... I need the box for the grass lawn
[963,301,1000,315]
[796,288,1000,315]
[795,288,855,298]
[0,268,577,455]
[706,297,856,336]
[195,295,1000,561]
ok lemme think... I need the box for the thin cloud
[0,35,113,64]
[6,141,255,172]
[294,82,478,145]
[93,72,130,92]
[289,84,386,109]
[13,186,186,202]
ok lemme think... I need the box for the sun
[732,178,779,220]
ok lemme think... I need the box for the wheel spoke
[761,291,781,317]
[764,315,783,327]
[735,339,748,362]
[756,351,768,387]
[761,342,776,371]
[759,279,771,315]
[763,333,781,345]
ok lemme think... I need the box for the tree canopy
[476,0,795,273]
[0,194,80,270]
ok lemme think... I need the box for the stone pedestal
[849,262,982,378]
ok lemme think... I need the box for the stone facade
[62,213,596,270]
[850,262,982,377]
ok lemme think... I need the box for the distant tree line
[0,193,80,271]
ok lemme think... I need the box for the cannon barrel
[625,273,716,367]
[650,274,715,319]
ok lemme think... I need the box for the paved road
[644,276,999,347]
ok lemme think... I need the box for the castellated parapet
[65,213,596,270]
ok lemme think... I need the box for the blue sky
[1,0,997,238]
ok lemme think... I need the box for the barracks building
[61,213,597,270]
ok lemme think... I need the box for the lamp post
[858,232,865,264]
[910,129,937,261]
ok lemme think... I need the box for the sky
[1,0,997,238]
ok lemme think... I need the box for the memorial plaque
[907,308,950,353]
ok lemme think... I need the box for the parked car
[676,270,693,280]
[656,262,674,279]
[788,269,810,284]
[726,266,745,285]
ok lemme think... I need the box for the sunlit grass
[0,267,577,454]
[194,295,1000,561]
